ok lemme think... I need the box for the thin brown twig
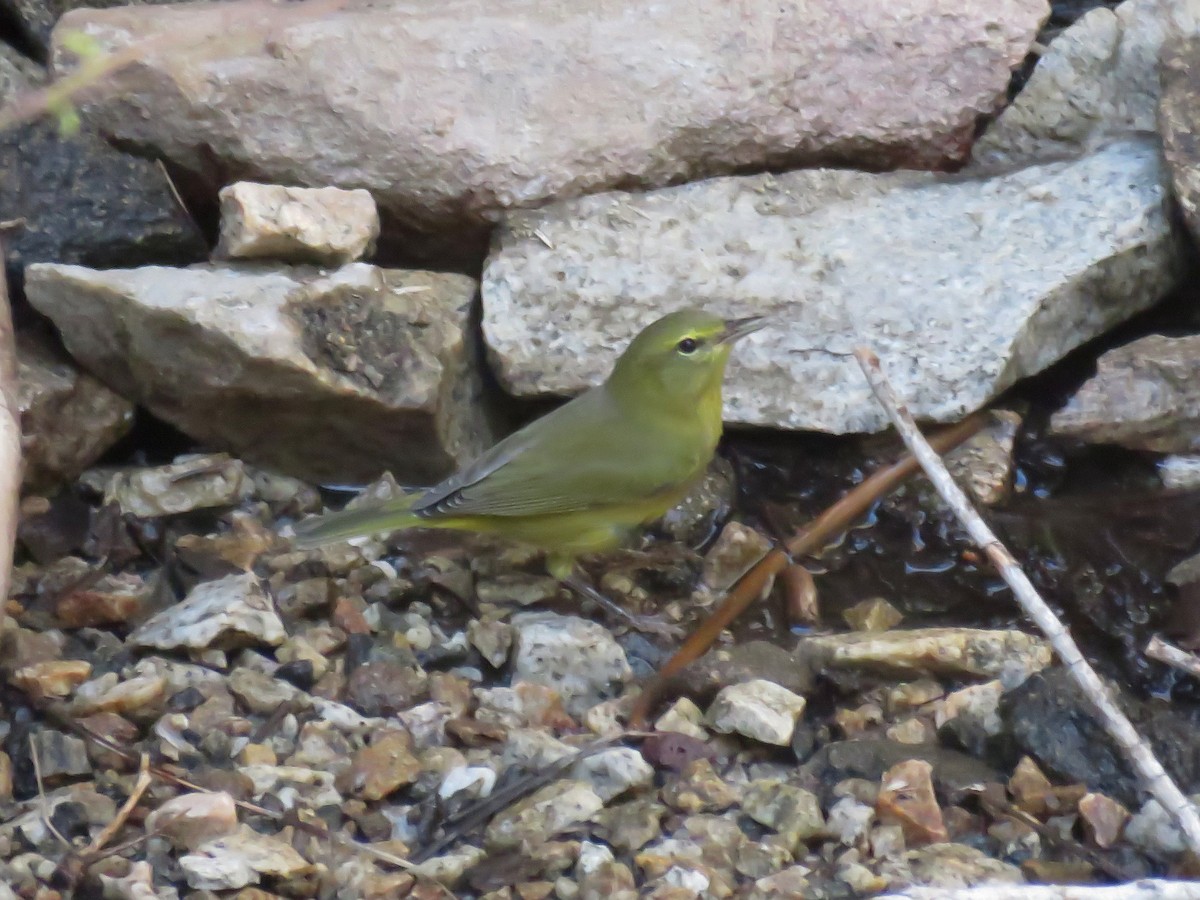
[155,159,189,217]
[629,412,988,726]
[781,562,819,625]
[1146,635,1200,681]
[853,346,1200,857]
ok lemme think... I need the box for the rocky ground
[6,0,1200,897]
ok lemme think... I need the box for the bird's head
[607,308,765,408]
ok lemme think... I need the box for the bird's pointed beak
[719,316,767,344]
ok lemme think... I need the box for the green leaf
[52,103,81,136]
[58,30,103,61]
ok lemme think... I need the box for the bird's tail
[290,494,422,549]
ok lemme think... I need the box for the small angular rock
[943,410,1021,506]
[842,598,903,633]
[1161,455,1200,490]
[71,673,166,718]
[700,522,773,595]
[511,613,631,717]
[104,454,249,518]
[31,730,91,779]
[804,627,1051,680]
[55,573,146,628]
[17,327,134,491]
[1009,755,1053,817]
[344,661,429,717]
[654,697,708,741]
[876,759,948,846]
[129,573,286,652]
[707,678,806,746]
[485,779,603,850]
[662,759,739,814]
[593,799,667,853]
[179,824,312,890]
[475,682,573,730]
[573,747,654,802]
[1078,791,1130,849]
[468,618,514,668]
[742,780,825,845]
[146,792,239,851]
[339,730,420,801]
[10,659,91,701]
[215,182,379,264]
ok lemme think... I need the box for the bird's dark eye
[677,337,699,354]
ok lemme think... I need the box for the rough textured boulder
[1160,37,1200,247]
[972,0,1200,169]
[0,46,205,281]
[482,138,1181,434]
[1050,334,1200,452]
[25,263,493,484]
[52,0,1047,260]
[17,327,134,491]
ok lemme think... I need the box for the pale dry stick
[0,238,19,609]
[1146,635,1200,681]
[854,346,1200,857]
[29,734,73,850]
[880,881,1200,900]
[82,754,152,856]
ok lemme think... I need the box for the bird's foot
[564,573,684,640]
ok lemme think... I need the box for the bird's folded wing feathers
[413,388,695,519]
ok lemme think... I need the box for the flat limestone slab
[482,138,1181,433]
[26,262,491,483]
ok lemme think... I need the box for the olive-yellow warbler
[291,308,764,629]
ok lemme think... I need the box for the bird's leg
[561,568,684,640]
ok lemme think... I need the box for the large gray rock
[1050,334,1200,452]
[1160,37,1200,247]
[973,0,1200,169]
[25,262,491,483]
[482,138,1181,433]
[0,0,188,54]
[17,327,133,491]
[0,46,205,280]
[51,0,1046,259]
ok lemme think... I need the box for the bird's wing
[413,387,697,519]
